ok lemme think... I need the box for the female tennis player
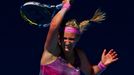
[40,0,118,75]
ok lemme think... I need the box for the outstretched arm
[45,0,70,51]
[41,0,71,64]
[77,49,118,75]
[92,49,118,75]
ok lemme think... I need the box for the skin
[40,0,118,75]
[62,31,79,52]
[60,31,119,75]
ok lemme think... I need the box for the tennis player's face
[63,32,79,51]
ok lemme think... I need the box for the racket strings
[20,1,63,28]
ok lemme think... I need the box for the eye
[69,38,75,40]
[64,37,67,40]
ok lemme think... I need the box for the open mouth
[65,46,69,51]
[65,45,71,51]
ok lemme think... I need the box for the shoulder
[75,48,93,75]
[75,48,88,64]
[75,48,85,56]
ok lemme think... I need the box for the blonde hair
[65,9,106,34]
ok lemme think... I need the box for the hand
[62,0,70,4]
[101,49,118,66]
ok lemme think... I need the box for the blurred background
[0,0,134,75]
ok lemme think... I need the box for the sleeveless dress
[39,57,80,75]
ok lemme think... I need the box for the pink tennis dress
[40,57,80,75]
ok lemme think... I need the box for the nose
[64,39,71,45]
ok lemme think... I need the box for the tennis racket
[20,1,63,27]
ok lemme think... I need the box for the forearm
[92,62,107,75]
[44,2,70,50]
[93,65,102,75]
[50,2,70,30]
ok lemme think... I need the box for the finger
[102,49,107,56]
[112,58,119,62]
[112,54,118,59]
[107,49,114,54]
[111,51,117,56]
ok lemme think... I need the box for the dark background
[0,0,134,75]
